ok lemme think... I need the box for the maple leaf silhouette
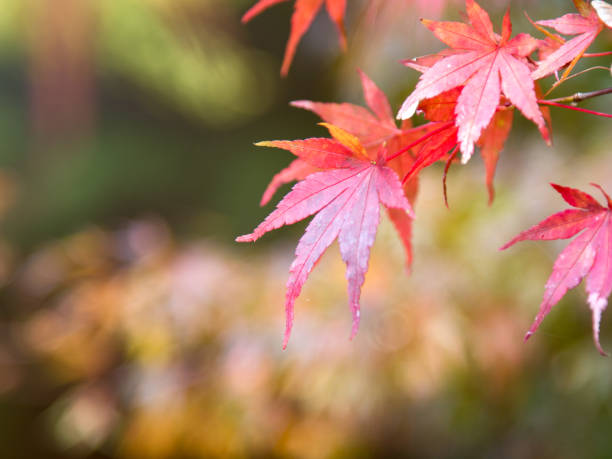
[242,0,346,76]
[398,0,549,163]
[532,0,607,81]
[237,124,413,348]
[502,183,612,355]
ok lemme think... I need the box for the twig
[543,87,612,104]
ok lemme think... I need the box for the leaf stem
[385,121,454,162]
[538,100,612,118]
[442,146,459,208]
[583,51,612,58]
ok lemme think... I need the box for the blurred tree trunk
[27,0,96,153]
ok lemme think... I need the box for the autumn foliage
[502,184,612,355]
[240,0,612,351]
[242,0,347,76]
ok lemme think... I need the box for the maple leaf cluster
[240,0,612,351]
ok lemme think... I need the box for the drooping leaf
[402,66,515,203]
[477,107,514,204]
[502,183,612,355]
[242,0,347,76]
[398,89,460,186]
[531,2,606,80]
[398,0,549,163]
[238,125,413,348]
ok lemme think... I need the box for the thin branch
[544,87,612,104]
[546,66,610,85]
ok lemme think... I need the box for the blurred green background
[0,0,610,457]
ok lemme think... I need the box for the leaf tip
[524,330,533,342]
[499,239,512,251]
[597,343,608,357]
[544,134,553,147]
[550,182,564,195]
[590,182,612,208]
[420,18,433,28]
[284,296,296,350]
[350,306,360,340]
[589,292,609,355]
[236,234,254,243]
[282,329,290,349]
[241,9,255,24]
[487,187,495,206]
[397,103,417,121]
[290,100,311,109]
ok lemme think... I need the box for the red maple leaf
[400,58,516,204]
[242,0,347,76]
[237,124,413,348]
[397,0,549,163]
[502,183,612,355]
[531,0,607,81]
[396,88,504,206]
[265,70,435,269]
[261,70,408,207]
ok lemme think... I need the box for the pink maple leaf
[261,70,404,208]
[502,183,612,355]
[265,71,435,270]
[397,0,548,163]
[237,124,413,348]
[532,0,607,80]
